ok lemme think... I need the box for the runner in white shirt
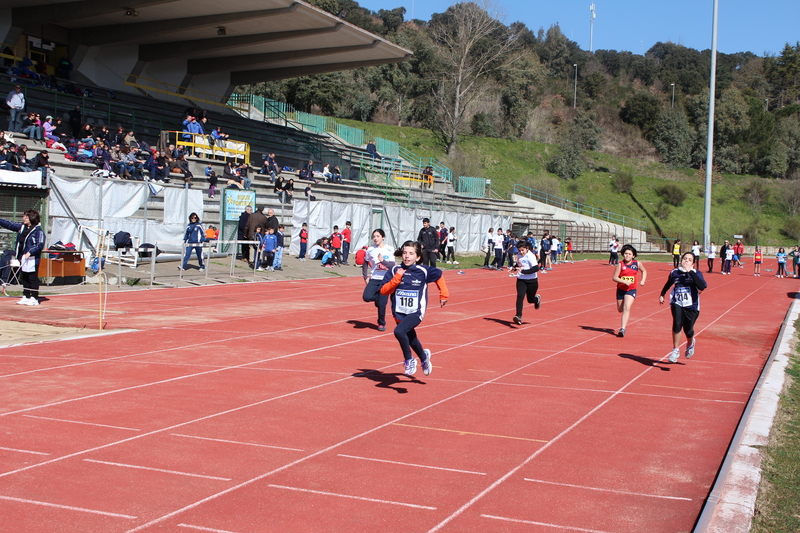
[511,240,541,325]
[361,229,396,331]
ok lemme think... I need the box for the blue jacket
[183,222,206,244]
[262,233,277,252]
[0,219,45,266]
[275,231,284,248]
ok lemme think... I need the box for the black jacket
[417,226,439,252]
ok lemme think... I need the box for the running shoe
[513,315,522,325]
[25,298,39,306]
[421,349,432,375]
[668,348,680,363]
[199,268,204,272]
[534,295,541,310]
[618,328,626,338]
[453,261,459,265]
[378,325,386,332]
[685,340,696,359]
[256,267,264,271]
[404,358,417,375]
[16,297,29,305]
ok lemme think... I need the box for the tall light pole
[703,0,719,252]
[573,64,578,109]
[589,4,596,53]
[671,83,675,108]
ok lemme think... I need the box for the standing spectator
[721,240,733,275]
[297,222,309,261]
[539,232,551,270]
[445,227,457,264]
[438,222,448,258]
[262,226,278,272]
[330,225,343,266]
[706,242,716,273]
[609,238,620,267]
[417,217,439,267]
[5,85,25,133]
[0,209,45,305]
[491,228,505,269]
[733,239,745,268]
[274,224,285,271]
[265,208,280,234]
[341,221,352,265]
[179,213,206,271]
[68,105,82,138]
[550,235,560,266]
[238,205,252,263]
[244,206,268,266]
[482,228,494,267]
[790,245,800,278]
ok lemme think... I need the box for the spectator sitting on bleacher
[322,163,333,182]
[274,176,285,201]
[21,112,43,141]
[112,126,126,147]
[53,117,69,142]
[0,145,10,171]
[299,159,318,183]
[96,125,110,144]
[261,152,278,182]
[283,178,294,203]
[304,183,316,201]
[33,150,52,180]
[42,116,58,142]
[115,147,141,179]
[144,150,167,183]
[238,162,252,188]
[366,140,382,160]
[124,131,138,149]
[331,164,343,184]
[211,126,229,144]
[93,142,111,170]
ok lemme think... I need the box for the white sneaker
[421,349,432,375]
[404,358,417,376]
[25,298,39,306]
[446,261,452,264]
[256,267,264,271]
[453,261,459,265]
[685,340,696,359]
[668,348,680,363]
[17,297,29,305]
[199,268,204,272]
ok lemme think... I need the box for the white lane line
[83,459,231,481]
[523,478,692,501]
[0,494,136,519]
[337,454,486,476]
[171,434,303,452]
[22,415,140,432]
[481,514,613,532]
[425,283,769,533]
[267,484,436,510]
[0,446,50,456]
[178,524,239,533]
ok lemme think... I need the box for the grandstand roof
[4,0,412,86]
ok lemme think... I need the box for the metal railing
[161,131,250,162]
[513,184,649,232]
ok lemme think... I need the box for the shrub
[782,217,800,241]
[656,183,687,206]
[547,146,585,180]
[612,172,634,194]
[655,201,672,220]
[742,180,770,214]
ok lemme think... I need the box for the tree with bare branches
[428,2,525,155]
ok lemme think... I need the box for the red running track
[0,259,793,533]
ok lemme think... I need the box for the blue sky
[359,0,799,56]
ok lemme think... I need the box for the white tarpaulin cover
[0,169,42,186]
[291,199,511,256]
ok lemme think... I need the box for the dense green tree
[765,43,800,106]
[379,7,406,34]
[570,110,601,151]
[285,73,349,115]
[582,72,606,99]
[768,115,800,179]
[620,92,662,133]
[651,109,693,168]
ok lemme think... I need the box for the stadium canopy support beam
[230,56,411,85]
[187,41,380,75]
[139,24,344,62]
[12,0,179,27]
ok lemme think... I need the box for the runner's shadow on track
[347,320,381,330]
[352,369,425,394]
[483,317,517,328]
[617,353,672,371]
[579,325,617,335]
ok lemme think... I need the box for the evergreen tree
[652,109,693,168]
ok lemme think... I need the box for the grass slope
[336,118,795,246]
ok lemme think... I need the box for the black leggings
[673,254,680,268]
[393,313,424,361]
[707,258,714,272]
[445,247,455,262]
[21,270,39,299]
[515,278,539,317]
[362,278,389,326]
[671,305,699,338]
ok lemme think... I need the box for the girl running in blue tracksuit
[380,240,449,376]
[660,251,707,363]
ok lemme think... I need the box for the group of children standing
[252,224,285,272]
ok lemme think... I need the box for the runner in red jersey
[611,244,647,338]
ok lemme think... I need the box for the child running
[380,241,449,376]
[660,251,707,363]
[611,244,647,337]
[510,240,541,325]
[362,229,395,332]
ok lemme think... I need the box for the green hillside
[337,117,797,247]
